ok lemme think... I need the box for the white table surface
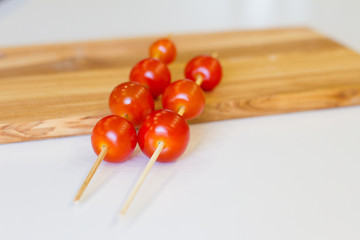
[0,0,359,239]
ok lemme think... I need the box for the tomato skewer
[74,82,154,203]
[120,53,222,215]
[74,37,170,203]
[120,108,188,215]
[74,115,137,203]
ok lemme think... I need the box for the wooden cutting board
[1,27,360,144]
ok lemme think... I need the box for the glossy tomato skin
[130,58,171,99]
[162,79,205,120]
[138,109,190,163]
[91,115,137,163]
[149,38,177,65]
[109,82,154,127]
[184,55,222,91]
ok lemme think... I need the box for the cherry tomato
[138,109,190,163]
[130,58,171,99]
[149,38,177,64]
[109,81,154,127]
[162,79,205,120]
[91,115,137,163]
[184,55,222,91]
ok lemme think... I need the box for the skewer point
[119,141,165,215]
[212,52,219,59]
[73,145,108,203]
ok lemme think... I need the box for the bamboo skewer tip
[119,141,165,215]
[73,145,108,203]
[211,52,219,59]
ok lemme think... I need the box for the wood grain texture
[1,27,360,144]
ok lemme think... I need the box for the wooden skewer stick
[119,141,165,215]
[212,52,219,59]
[74,145,108,203]
[119,106,185,215]
[177,106,185,116]
[195,74,204,86]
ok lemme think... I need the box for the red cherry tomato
[109,82,154,127]
[130,58,171,99]
[184,55,222,91]
[138,109,190,163]
[162,79,205,120]
[91,115,137,163]
[149,38,177,64]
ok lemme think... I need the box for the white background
[0,0,360,239]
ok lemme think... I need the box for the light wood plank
[1,27,360,143]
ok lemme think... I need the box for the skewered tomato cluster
[75,36,222,214]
